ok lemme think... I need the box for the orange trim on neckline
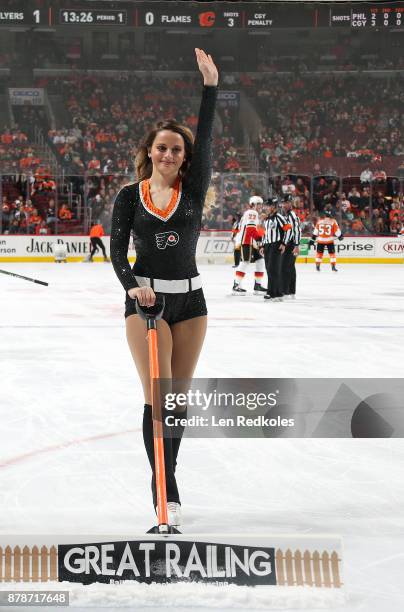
[141,178,181,220]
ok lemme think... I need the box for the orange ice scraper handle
[148,326,169,527]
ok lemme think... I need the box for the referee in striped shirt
[281,195,302,299]
[262,196,291,301]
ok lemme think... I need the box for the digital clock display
[59,10,127,26]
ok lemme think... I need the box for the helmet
[323,209,334,218]
[282,194,293,203]
[267,196,279,207]
[249,195,264,206]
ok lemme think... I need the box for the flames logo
[199,11,216,27]
[155,231,179,250]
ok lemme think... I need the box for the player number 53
[318,223,332,235]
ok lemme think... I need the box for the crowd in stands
[0,129,47,173]
[38,74,240,177]
[40,72,404,179]
[254,75,404,175]
[0,171,78,235]
[1,195,69,235]
[201,172,403,236]
[1,70,403,235]
[256,46,404,73]
[269,173,403,236]
[3,170,402,236]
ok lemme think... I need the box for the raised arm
[110,186,139,291]
[185,49,219,203]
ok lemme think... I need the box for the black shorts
[241,245,263,263]
[125,287,207,326]
[317,243,336,254]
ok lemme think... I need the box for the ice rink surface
[1,262,404,611]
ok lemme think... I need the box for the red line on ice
[0,429,139,469]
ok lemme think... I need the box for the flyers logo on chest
[155,231,180,250]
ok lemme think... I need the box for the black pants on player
[282,243,297,295]
[264,242,283,298]
[316,243,336,255]
[90,237,107,259]
[234,247,241,267]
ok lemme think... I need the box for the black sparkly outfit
[110,85,217,325]
[110,86,217,508]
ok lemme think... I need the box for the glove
[308,239,316,248]
[338,234,344,241]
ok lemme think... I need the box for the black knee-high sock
[171,406,187,471]
[143,404,179,507]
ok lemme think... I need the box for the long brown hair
[135,121,194,182]
[134,121,216,210]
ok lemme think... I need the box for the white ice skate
[167,502,182,527]
[154,502,182,527]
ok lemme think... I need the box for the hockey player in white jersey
[232,196,266,295]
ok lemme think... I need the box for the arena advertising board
[217,91,240,108]
[0,534,342,589]
[8,88,45,106]
[0,234,402,263]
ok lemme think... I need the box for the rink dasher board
[0,534,343,589]
[0,234,403,263]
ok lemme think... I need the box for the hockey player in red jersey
[310,209,343,272]
[232,196,266,294]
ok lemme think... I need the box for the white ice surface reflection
[0,263,403,611]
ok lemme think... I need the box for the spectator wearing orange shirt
[351,217,365,235]
[87,155,101,172]
[1,131,13,145]
[389,215,402,235]
[28,208,42,233]
[86,222,109,262]
[1,199,11,232]
[224,157,241,171]
[20,154,40,170]
[59,204,73,220]
[389,199,401,223]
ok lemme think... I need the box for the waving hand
[195,48,219,86]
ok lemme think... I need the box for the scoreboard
[59,10,128,25]
[0,3,402,29]
[329,5,404,27]
[137,5,314,28]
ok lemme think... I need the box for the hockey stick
[135,295,180,535]
[0,268,49,286]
